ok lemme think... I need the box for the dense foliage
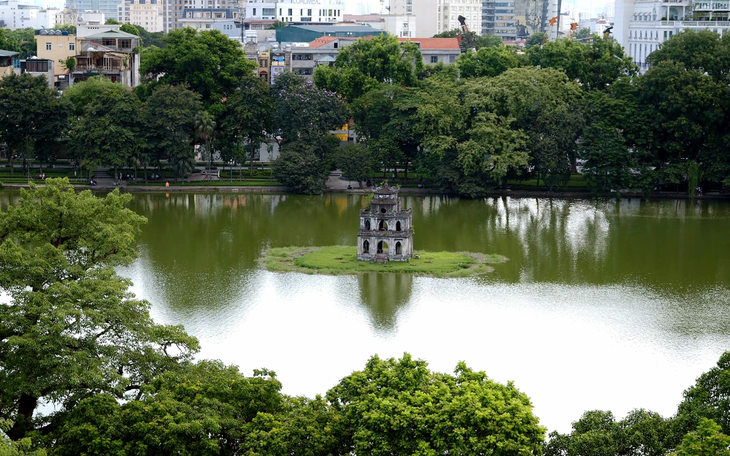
[3,28,729,196]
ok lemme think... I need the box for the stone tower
[357,184,413,262]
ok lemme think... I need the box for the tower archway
[363,240,369,253]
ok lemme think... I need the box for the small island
[260,246,507,278]
[260,184,507,278]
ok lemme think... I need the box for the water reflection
[357,273,413,335]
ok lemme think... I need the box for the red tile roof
[399,37,460,50]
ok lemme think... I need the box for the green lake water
[3,190,730,433]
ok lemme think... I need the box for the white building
[615,0,730,69]
[0,0,57,29]
[389,0,481,38]
[76,11,124,37]
[118,0,164,32]
[343,13,417,37]
[245,0,344,23]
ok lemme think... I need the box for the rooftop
[0,49,19,57]
[399,37,461,50]
[84,30,139,40]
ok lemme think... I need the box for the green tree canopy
[326,353,546,455]
[0,73,70,173]
[457,45,520,78]
[63,75,131,116]
[314,34,424,100]
[139,29,255,108]
[0,179,199,440]
[647,30,730,82]
[141,84,203,180]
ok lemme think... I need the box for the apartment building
[245,0,343,23]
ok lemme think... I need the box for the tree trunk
[7,393,38,440]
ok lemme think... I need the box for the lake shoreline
[2,182,729,201]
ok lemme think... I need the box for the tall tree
[0,73,70,175]
[195,111,216,177]
[457,45,520,78]
[70,87,141,178]
[0,179,199,440]
[314,34,424,100]
[138,29,255,109]
[326,353,546,455]
[215,76,273,176]
[646,30,730,82]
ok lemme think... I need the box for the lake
[5,190,730,433]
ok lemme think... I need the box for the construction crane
[457,15,472,53]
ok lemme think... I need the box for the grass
[260,246,507,278]
[131,180,282,187]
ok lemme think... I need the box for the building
[245,0,343,23]
[389,0,438,37]
[404,37,460,64]
[482,0,517,39]
[117,0,164,33]
[512,0,551,38]
[168,0,237,31]
[275,24,386,42]
[614,0,730,69]
[343,13,418,38]
[35,29,78,88]
[13,58,55,87]
[176,7,239,30]
[357,184,413,262]
[0,49,18,79]
[0,0,57,29]
[65,0,120,21]
[71,29,140,86]
[76,11,123,37]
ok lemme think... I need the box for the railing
[661,20,730,25]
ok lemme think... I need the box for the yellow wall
[36,35,80,78]
[0,66,14,79]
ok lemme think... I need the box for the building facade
[245,0,343,23]
[35,30,78,87]
[168,0,238,30]
[0,0,57,29]
[615,0,730,69]
[389,0,438,37]
[117,0,165,33]
[71,29,140,86]
[65,0,119,21]
[357,185,413,262]
[482,0,517,38]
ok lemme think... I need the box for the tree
[52,24,77,35]
[545,409,674,456]
[336,143,376,187]
[271,72,347,144]
[631,61,729,193]
[576,28,594,39]
[142,84,203,181]
[195,111,216,177]
[0,28,36,58]
[326,353,545,455]
[49,361,283,456]
[0,179,199,440]
[646,30,730,82]
[675,419,730,456]
[70,86,142,178]
[272,138,338,194]
[457,45,520,78]
[433,29,503,49]
[215,77,272,177]
[675,351,730,437]
[0,73,70,175]
[314,34,423,100]
[138,29,255,108]
[526,32,547,48]
[63,75,130,116]
[267,20,287,29]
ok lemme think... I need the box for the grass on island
[260,246,507,278]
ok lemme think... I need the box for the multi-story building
[511,0,554,38]
[71,29,140,86]
[614,0,730,69]
[35,29,78,87]
[482,0,517,38]
[245,0,343,23]
[13,58,55,87]
[389,0,438,37]
[168,0,237,30]
[176,6,239,30]
[0,49,18,79]
[0,0,57,29]
[343,13,417,38]
[117,0,165,32]
[65,0,120,21]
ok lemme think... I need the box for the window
[430,55,438,63]
[45,42,52,50]
[69,42,75,51]
[288,8,292,15]
[252,7,255,15]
